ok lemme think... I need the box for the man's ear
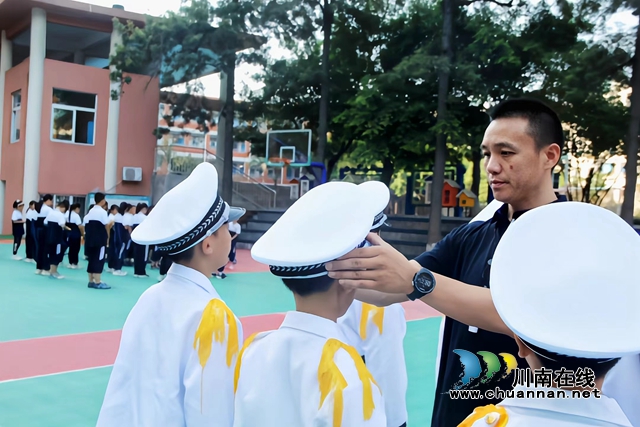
[543,143,561,169]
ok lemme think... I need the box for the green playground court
[0,243,442,427]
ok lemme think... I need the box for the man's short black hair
[42,194,53,202]
[94,192,105,204]
[490,98,564,152]
[522,339,619,379]
[281,275,335,297]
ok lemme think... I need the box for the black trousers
[229,239,237,263]
[36,228,50,271]
[12,234,22,255]
[67,237,81,265]
[48,243,64,266]
[133,242,147,275]
[111,243,125,271]
[86,246,106,274]
[25,232,35,259]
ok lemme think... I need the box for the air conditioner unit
[122,167,143,182]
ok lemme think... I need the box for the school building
[0,0,160,234]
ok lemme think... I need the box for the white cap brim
[491,202,640,358]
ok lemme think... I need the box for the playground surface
[0,243,443,427]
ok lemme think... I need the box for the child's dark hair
[136,203,148,214]
[521,339,620,379]
[110,204,119,213]
[29,200,36,208]
[70,203,80,212]
[119,202,129,215]
[94,192,105,204]
[57,200,70,210]
[281,275,335,297]
[166,246,196,264]
[42,194,53,202]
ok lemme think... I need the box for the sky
[89,0,639,99]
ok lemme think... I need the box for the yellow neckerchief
[359,303,385,340]
[234,332,260,393]
[318,338,380,427]
[458,405,509,426]
[193,298,240,411]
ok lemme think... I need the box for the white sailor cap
[490,202,640,359]
[251,181,382,279]
[358,180,390,231]
[131,162,245,255]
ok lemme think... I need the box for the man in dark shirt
[325,98,566,426]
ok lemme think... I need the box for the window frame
[50,89,98,146]
[10,90,21,143]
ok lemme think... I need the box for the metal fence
[153,146,276,210]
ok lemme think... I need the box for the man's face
[481,117,557,209]
[45,200,53,207]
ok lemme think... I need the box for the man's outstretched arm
[327,234,511,336]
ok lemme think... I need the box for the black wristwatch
[407,267,436,301]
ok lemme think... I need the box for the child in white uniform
[97,162,245,427]
[11,199,25,260]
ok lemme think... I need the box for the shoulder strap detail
[359,303,385,339]
[318,338,380,427]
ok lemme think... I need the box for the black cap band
[156,195,225,255]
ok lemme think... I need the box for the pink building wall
[116,75,159,195]
[1,59,159,233]
[1,59,29,233]
[39,59,110,196]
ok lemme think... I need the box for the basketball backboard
[266,130,312,167]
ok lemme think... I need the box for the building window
[11,91,21,143]
[234,141,246,153]
[51,88,97,145]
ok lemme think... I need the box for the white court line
[0,365,114,384]
[0,329,121,344]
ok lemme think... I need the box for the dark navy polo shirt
[415,197,566,427]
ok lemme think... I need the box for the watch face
[415,273,434,293]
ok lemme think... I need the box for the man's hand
[325,233,419,295]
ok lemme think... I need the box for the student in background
[227,220,241,269]
[85,193,111,290]
[24,201,38,263]
[45,200,70,280]
[132,203,149,278]
[35,194,54,276]
[83,203,95,261]
[107,203,127,276]
[11,200,25,260]
[123,204,136,265]
[108,205,119,223]
[66,203,83,269]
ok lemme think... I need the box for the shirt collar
[166,263,220,297]
[491,194,567,224]
[280,311,349,341]
[500,385,632,426]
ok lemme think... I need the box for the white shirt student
[97,163,245,427]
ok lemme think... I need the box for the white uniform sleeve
[183,305,244,427]
[57,213,66,228]
[11,211,23,221]
[316,349,386,426]
[362,304,408,427]
[99,209,109,225]
[73,213,82,225]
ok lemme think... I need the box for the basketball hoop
[268,157,293,167]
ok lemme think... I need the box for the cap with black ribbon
[490,202,640,359]
[251,181,382,280]
[357,181,391,231]
[131,162,245,255]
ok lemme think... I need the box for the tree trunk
[219,54,236,204]
[427,0,454,247]
[316,0,333,164]
[380,157,394,186]
[620,13,640,225]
